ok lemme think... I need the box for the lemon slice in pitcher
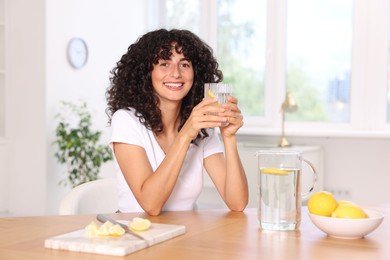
[260,168,289,176]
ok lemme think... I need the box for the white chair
[59,178,118,215]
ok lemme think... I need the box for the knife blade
[96,214,149,244]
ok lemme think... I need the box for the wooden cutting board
[44,221,186,256]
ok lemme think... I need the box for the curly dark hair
[106,28,223,142]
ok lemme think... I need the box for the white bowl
[308,209,384,239]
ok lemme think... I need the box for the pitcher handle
[301,158,318,200]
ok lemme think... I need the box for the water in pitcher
[258,167,301,230]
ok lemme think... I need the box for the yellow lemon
[85,221,99,237]
[260,168,289,176]
[308,191,338,216]
[97,221,113,236]
[331,204,368,219]
[109,224,125,236]
[336,200,356,208]
[129,218,151,231]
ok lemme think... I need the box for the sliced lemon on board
[109,224,126,236]
[97,221,113,236]
[260,168,289,176]
[85,220,127,237]
[129,218,152,232]
[85,221,99,237]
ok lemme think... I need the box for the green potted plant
[53,101,113,188]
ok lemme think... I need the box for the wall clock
[67,38,88,69]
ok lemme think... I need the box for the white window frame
[148,0,390,138]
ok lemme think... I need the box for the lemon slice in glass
[207,89,215,98]
[260,168,289,176]
[129,218,151,231]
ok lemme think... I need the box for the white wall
[3,0,148,216]
[6,0,47,215]
[0,139,6,210]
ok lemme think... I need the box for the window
[216,0,266,117]
[159,0,200,34]
[150,0,390,136]
[286,0,352,123]
[154,0,266,118]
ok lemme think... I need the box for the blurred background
[1,0,390,216]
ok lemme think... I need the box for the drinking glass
[204,83,232,126]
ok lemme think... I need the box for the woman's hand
[219,96,244,137]
[179,97,227,141]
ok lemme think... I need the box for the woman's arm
[204,96,248,211]
[113,133,191,216]
[204,137,248,211]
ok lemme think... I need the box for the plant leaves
[53,101,114,188]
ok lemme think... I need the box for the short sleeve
[109,109,144,148]
[203,128,224,158]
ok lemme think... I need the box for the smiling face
[151,48,194,105]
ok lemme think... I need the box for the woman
[106,29,248,216]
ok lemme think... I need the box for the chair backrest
[59,178,118,215]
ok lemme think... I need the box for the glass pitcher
[256,150,317,231]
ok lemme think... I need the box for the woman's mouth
[164,82,184,91]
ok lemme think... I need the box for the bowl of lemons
[307,191,384,239]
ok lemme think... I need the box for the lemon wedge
[260,168,289,176]
[109,224,126,236]
[129,218,151,232]
[207,89,215,98]
[85,221,99,237]
[97,221,113,236]
[85,220,126,237]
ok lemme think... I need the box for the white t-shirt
[109,108,224,213]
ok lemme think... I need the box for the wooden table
[0,206,389,260]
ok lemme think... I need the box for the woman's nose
[170,64,181,78]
